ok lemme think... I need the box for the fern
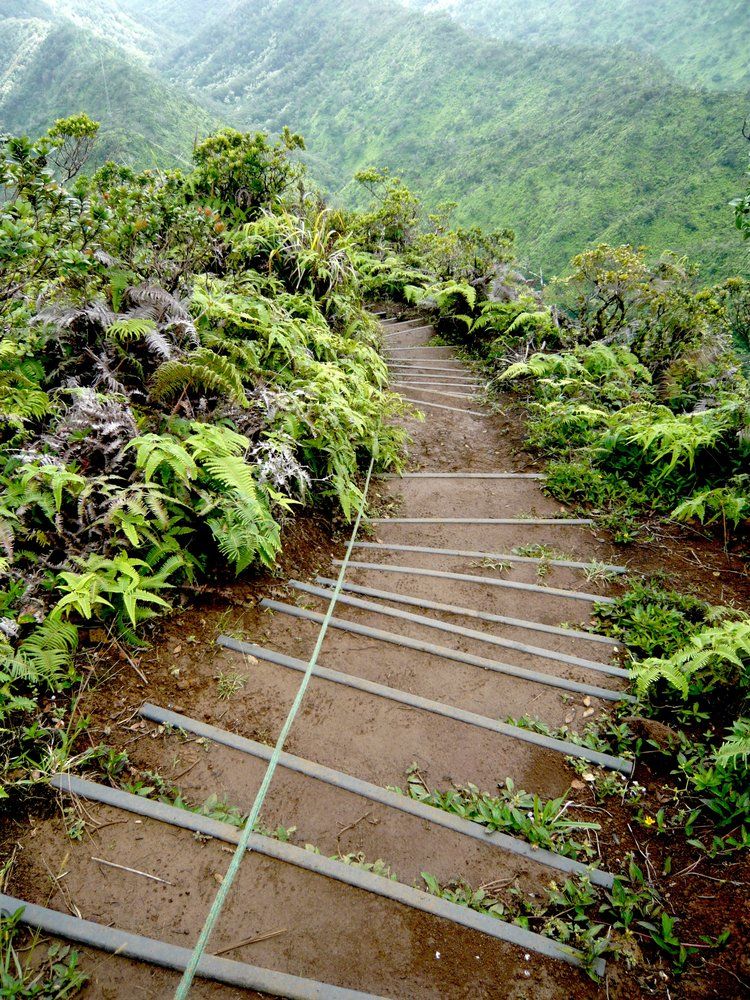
[207,498,281,572]
[17,619,78,685]
[201,330,261,374]
[201,454,260,498]
[501,352,574,381]
[672,486,750,529]
[126,434,198,484]
[150,349,249,406]
[431,280,476,313]
[101,482,175,546]
[633,617,750,698]
[53,553,174,628]
[608,405,732,475]
[0,619,79,721]
[106,317,157,342]
[0,342,53,426]
[20,463,87,514]
[715,718,750,768]
[183,422,249,460]
[631,657,692,699]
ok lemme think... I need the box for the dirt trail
[4,314,637,998]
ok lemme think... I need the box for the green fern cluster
[185,276,408,515]
[632,615,750,780]
[633,615,750,699]
[603,403,738,477]
[0,119,416,793]
[355,253,430,301]
[150,348,251,407]
[502,343,652,408]
[715,719,750,767]
[0,619,78,722]
[0,341,53,431]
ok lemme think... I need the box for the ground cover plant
[0,116,410,804]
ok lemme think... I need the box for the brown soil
[2,311,748,999]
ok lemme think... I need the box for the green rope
[174,451,378,998]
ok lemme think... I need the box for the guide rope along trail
[173,444,380,998]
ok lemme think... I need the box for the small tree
[191,127,305,218]
[560,244,726,377]
[48,114,100,181]
[417,201,514,283]
[353,167,420,251]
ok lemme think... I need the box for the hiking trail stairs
[10,314,634,998]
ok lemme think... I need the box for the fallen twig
[41,855,81,919]
[337,810,373,841]
[709,963,750,990]
[90,818,130,835]
[213,927,287,956]
[172,758,200,781]
[684,871,750,886]
[113,638,148,684]
[91,856,173,885]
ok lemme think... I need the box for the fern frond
[633,617,750,698]
[107,317,157,342]
[201,455,259,500]
[633,657,691,698]
[126,434,198,484]
[184,422,249,460]
[143,327,174,360]
[715,719,750,768]
[150,349,249,406]
[17,619,78,685]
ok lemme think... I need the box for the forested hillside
[1,0,747,276]
[163,0,748,276]
[0,10,214,166]
[117,0,225,42]
[405,0,750,90]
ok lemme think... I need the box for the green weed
[0,910,87,997]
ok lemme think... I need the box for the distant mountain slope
[0,14,215,166]
[404,0,750,91]
[166,0,748,277]
[116,0,228,49]
[0,0,162,57]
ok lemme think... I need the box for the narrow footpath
[4,314,636,998]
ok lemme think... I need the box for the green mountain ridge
[0,9,215,167]
[117,0,227,45]
[163,0,749,276]
[1,0,748,278]
[403,0,750,91]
